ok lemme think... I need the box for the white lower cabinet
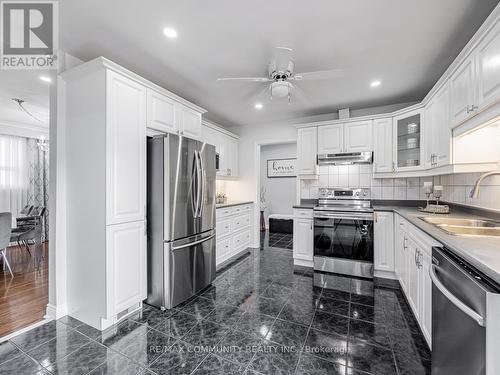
[106,221,147,317]
[373,211,395,279]
[216,204,252,266]
[394,214,440,347]
[293,209,314,267]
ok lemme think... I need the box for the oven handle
[314,213,374,221]
[429,264,485,327]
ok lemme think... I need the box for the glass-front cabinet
[393,109,424,171]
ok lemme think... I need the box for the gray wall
[260,143,297,224]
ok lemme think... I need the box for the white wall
[260,142,297,223]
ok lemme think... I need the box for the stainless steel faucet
[470,170,500,198]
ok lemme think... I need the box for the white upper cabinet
[477,18,500,110]
[297,126,318,175]
[106,70,146,225]
[373,118,393,173]
[393,109,424,171]
[344,120,372,152]
[146,89,177,133]
[450,55,477,127]
[201,123,239,178]
[226,136,239,177]
[317,124,343,154]
[425,83,451,169]
[176,105,202,139]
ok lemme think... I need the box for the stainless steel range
[313,188,374,278]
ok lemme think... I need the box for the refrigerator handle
[198,151,203,217]
[172,233,215,251]
[191,150,199,218]
[194,150,202,218]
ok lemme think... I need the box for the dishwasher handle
[429,264,485,327]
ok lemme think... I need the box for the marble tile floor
[0,247,431,375]
[262,232,293,250]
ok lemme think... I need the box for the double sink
[420,216,500,237]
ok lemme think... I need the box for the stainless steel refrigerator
[146,134,216,310]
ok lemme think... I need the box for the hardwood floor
[0,242,48,338]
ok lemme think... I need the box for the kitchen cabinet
[317,121,372,155]
[106,221,146,315]
[64,63,155,330]
[373,118,393,173]
[450,55,477,127]
[394,213,439,347]
[344,120,372,152]
[106,70,146,225]
[393,109,424,171]
[293,209,313,267]
[215,204,252,267]
[425,83,451,168]
[202,122,239,178]
[146,89,177,133]
[317,124,343,154]
[176,104,202,139]
[476,17,500,111]
[373,211,395,278]
[297,127,318,176]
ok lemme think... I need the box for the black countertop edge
[373,200,500,221]
[293,199,318,209]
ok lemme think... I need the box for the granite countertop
[374,204,500,285]
[216,201,253,209]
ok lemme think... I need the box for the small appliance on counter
[313,188,373,278]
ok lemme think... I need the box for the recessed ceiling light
[255,103,263,110]
[163,27,178,39]
[370,80,381,88]
[39,76,51,83]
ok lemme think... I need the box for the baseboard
[45,303,68,320]
[293,258,313,268]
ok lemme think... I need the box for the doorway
[0,70,51,337]
[258,141,297,250]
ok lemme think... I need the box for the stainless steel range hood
[317,152,373,165]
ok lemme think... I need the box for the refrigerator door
[166,135,202,241]
[168,230,216,308]
[197,142,216,234]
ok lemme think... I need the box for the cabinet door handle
[414,248,418,266]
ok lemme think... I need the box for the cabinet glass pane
[397,113,421,168]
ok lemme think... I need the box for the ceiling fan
[217,47,345,102]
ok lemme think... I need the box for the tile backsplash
[300,165,500,210]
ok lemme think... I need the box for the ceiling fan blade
[241,85,271,103]
[289,83,311,105]
[217,77,271,82]
[292,69,345,81]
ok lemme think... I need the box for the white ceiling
[0,70,50,128]
[60,0,499,127]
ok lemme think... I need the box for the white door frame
[252,138,297,248]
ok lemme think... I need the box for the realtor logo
[1,1,58,69]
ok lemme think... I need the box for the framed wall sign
[267,158,296,178]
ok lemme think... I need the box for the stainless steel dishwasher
[430,247,500,375]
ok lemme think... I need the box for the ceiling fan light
[271,81,290,98]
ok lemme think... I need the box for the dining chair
[0,212,13,278]
[19,205,33,216]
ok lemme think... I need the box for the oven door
[314,211,374,262]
